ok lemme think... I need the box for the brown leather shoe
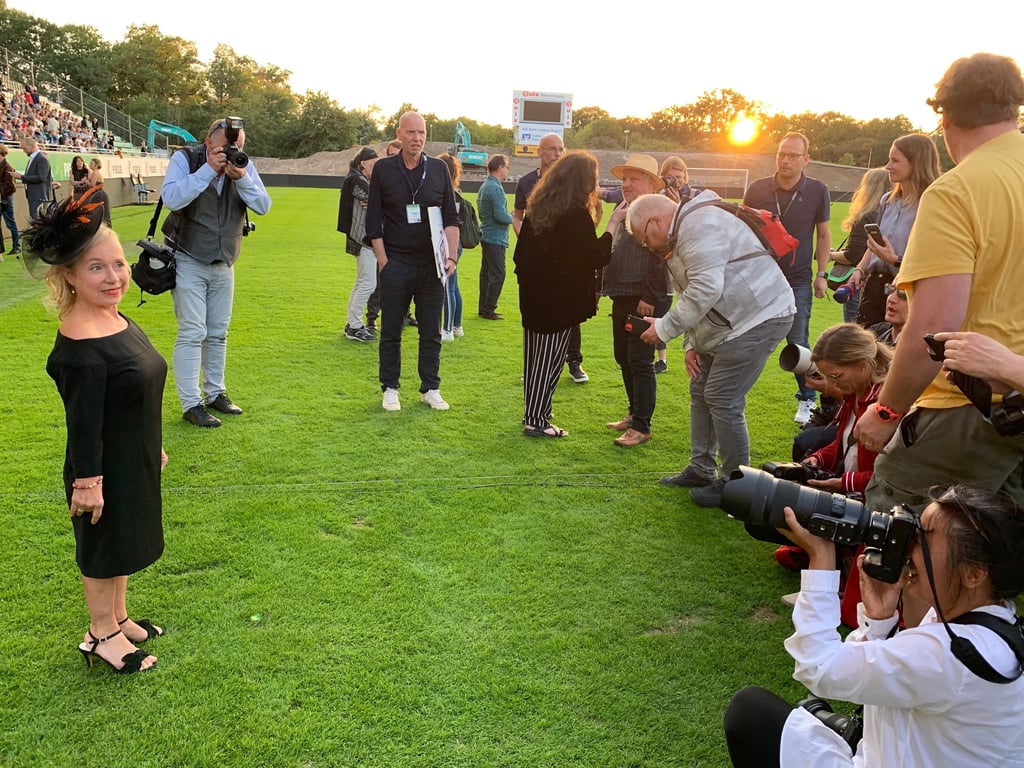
[614,428,651,447]
[605,416,633,431]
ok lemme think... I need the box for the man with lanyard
[365,111,459,412]
[513,132,589,384]
[744,133,831,424]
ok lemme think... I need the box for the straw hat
[611,153,664,191]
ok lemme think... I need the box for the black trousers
[378,257,443,393]
[478,241,507,315]
[611,296,656,433]
[723,686,791,768]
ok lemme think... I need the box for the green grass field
[0,189,853,768]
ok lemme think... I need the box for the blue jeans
[787,281,815,401]
[611,297,656,433]
[689,314,793,479]
[443,267,463,332]
[171,254,235,411]
[378,257,444,392]
[0,198,20,250]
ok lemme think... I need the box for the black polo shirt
[365,153,459,262]
[743,172,830,286]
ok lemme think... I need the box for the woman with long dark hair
[69,156,90,200]
[513,151,612,437]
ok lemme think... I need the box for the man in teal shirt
[477,154,513,320]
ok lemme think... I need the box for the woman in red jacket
[783,323,893,626]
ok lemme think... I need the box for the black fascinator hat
[23,186,108,278]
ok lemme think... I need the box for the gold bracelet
[72,477,103,490]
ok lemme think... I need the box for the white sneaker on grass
[382,388,401,411]
[420,389,449,410]
[453,326,464,337]
[794,399,814,424]
[441,330,455,342]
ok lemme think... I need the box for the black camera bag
[131,197,177,300]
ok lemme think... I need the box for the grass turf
[0,189,852,767]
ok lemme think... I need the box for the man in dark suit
[13,136,53,222]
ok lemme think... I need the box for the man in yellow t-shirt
[855,53,1024,509]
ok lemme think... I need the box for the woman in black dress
[514,151,612,437]
[26,188,167,674]
[87,158,112,227]
[69,155,89,200]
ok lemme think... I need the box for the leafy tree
[108,25,203,116]
[572,106,610,131]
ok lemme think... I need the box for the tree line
[0,4,946,167]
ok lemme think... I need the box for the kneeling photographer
[774,324,892,625]
[724,485,1024,768]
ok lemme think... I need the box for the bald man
[365,111,460,412]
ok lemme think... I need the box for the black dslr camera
[221,116,249,168]
[661,175,678,189]
[762,460,838,485]
[720,466,919,583]
[797,697,863,751]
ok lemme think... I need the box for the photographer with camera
[774,324,892,623]
[160,117,271,428]
[724,485,1024,768]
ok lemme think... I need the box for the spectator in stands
[0,144,20,257]
[743,133,831,425]
[848,134,941,327]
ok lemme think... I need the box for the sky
[11,0,1023,136]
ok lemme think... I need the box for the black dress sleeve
[51,361,107,478]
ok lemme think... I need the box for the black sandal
[523,424,568,438]
[118,617,164,641]
[78,629,156,674]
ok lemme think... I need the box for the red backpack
[679,199,800,265]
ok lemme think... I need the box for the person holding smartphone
[847,134,940,326]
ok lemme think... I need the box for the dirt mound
[256,142,864,195]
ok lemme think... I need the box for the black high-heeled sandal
[78,629,155,674]
[118,617,164,641]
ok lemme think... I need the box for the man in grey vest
[161,117,272,427]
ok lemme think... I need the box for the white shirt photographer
[780,568,1024,767]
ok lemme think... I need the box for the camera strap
[919,529,1024,684]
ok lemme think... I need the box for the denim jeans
[0,198,20,250]
[478,241,507,315]
[443,267,463,332]
[788,281,815,401]
[378,257,443,392]
[171,254,235,411]
[346,246,377,329]
[689,314,793,479]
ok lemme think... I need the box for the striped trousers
[523,327,571,428]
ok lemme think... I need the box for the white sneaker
[452,326,464,338]
[794,400,814,424]
[420,389,449,410]
[382,388,401,411]
[441,330,455,342]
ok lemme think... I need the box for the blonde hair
[659,156,688,179]
[44,226,118,319]
[843,168,890,230]
[812,322,893,384]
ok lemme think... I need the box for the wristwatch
[816,270,828,278]
[875,403,905,423]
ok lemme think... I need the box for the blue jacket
[477,174,513,247]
